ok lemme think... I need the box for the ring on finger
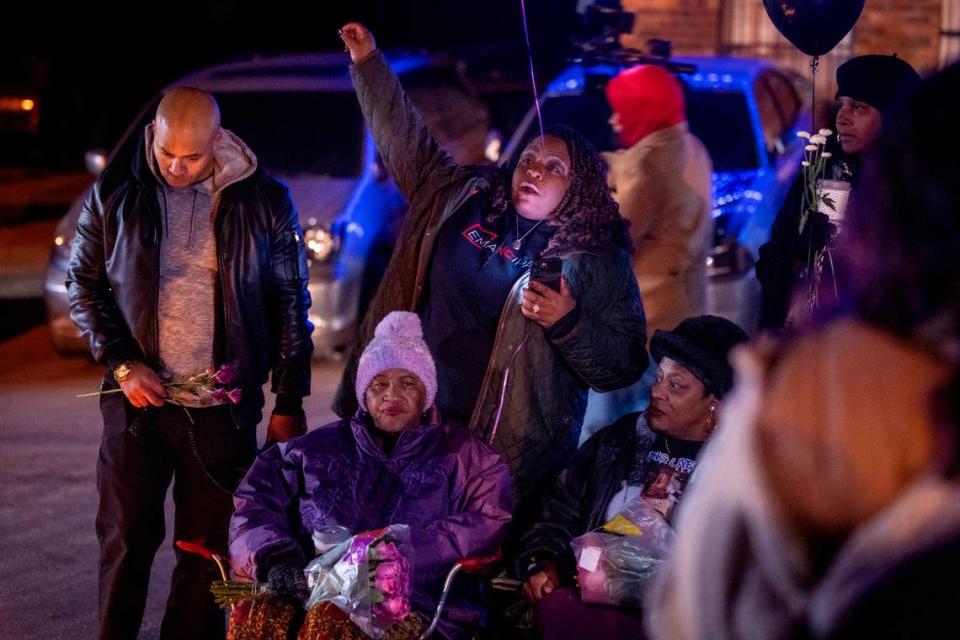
[532,303,541,314]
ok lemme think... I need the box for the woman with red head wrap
[604,64,713,341]
[582,65,714,436]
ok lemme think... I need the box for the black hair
[486,124,632,255]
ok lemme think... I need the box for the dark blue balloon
[763,0,866,57]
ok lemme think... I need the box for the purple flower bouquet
[78,362,243,407]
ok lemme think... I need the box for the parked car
[501,56,809,333]
[44,51,490,357]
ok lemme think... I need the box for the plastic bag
[570,494,674,607]
[303,524,414,638]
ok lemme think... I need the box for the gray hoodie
[144,124,257,406]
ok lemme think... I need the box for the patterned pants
[228,595,428,640]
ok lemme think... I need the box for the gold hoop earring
[707,404,719,434]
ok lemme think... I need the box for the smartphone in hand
[530,257,563,293]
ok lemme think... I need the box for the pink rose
[375,575,401,596]
[374,560,408,597]
[577,566,608,595]
[374,541,402,563]
[213,363,238,385]
[373,595,411,623]
[375,560,402,581]
[212,387,242,404]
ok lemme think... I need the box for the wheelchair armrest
[175,540,231,582]
[456,553,502,574]
[419,551,503,640]
[175,540,217,559]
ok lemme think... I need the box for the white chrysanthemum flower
[819,128,833,136]
[797,131,811,139]
[810,134,827,145]
[821,152,832,158]
[805,144,818,151]
[802,160,811,167]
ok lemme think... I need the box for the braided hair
[486,124,632,255]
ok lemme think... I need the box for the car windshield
[521,85,758,173]
[684,88,758,171]
[525,93,618,155]
[214,91,364,178]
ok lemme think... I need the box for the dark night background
[2,0,583,168]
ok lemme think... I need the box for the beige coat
[604,123,713,339]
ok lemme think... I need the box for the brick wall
[854,0,943,73]
[616,0,945,73]
[620,0,722,55]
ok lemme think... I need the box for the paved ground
[0,324,343,639]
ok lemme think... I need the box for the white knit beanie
[355,311,437,411]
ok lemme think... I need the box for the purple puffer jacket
[229,411,511,638]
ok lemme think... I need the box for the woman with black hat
[756,54,922,330]
[513,314,748,639]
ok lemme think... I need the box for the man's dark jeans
[96,394,256,640]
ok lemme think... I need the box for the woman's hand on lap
[522,560,561,602]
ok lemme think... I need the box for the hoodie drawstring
[159,187,200,249]
[160,188,169,239]
[188,191,198,249]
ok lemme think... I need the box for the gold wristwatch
[113,361,136,383]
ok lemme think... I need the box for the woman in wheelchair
[228,312,512,639]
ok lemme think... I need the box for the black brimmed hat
[650,315,749,398]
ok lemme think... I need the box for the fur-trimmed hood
[144,123,257,194]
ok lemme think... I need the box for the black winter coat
[67,134,313,426]
[514,412,655,581]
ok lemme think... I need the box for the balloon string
[810,55,820,132]
[519,0,545,145]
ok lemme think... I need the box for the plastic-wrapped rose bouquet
[570,494,675,607]
[305,525,413,638]
[366,536,411,623]
[209,525,414,638]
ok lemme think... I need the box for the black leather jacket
[514,412,652,581]
[67,134,313,426]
